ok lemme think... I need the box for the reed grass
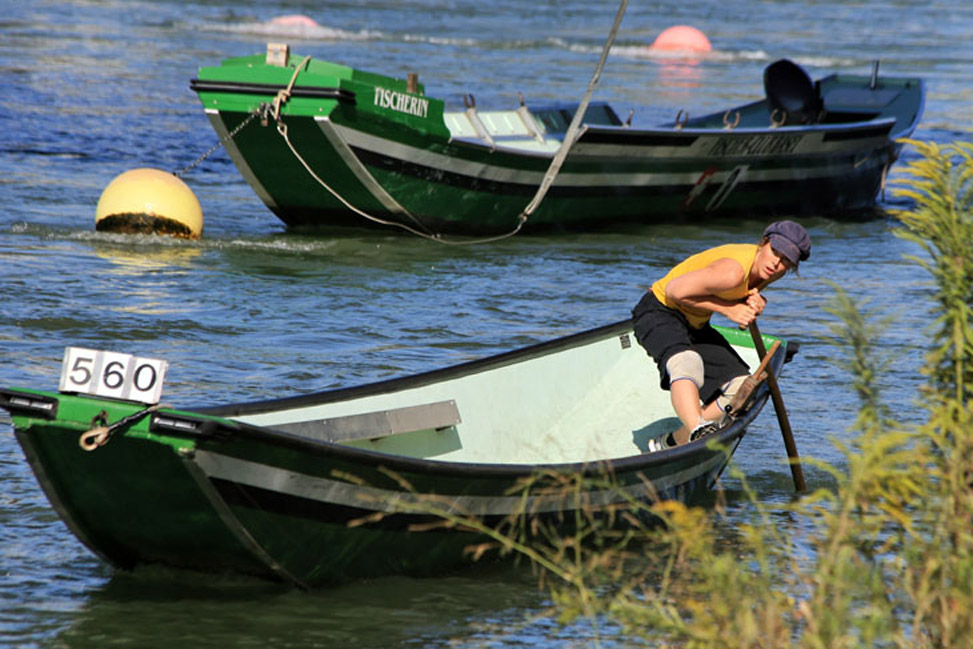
[410,140,973,647]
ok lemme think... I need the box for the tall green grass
[420,140,973,647]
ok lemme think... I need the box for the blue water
[1,0,971,646]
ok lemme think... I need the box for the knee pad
[666,350,704,388]
[716,375,749,412]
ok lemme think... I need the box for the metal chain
[172,109,263,178]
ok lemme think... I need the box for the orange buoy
[649,25,712,54]
[269,14,320,28]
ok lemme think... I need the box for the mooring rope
[179,0,629,243]
[275,120,442,237]
[272,55,311,121]
[272,66,533,244]
[169,56,310,179]
[517,0,629,222]
[79,404,165,451]
[268,0,629,244]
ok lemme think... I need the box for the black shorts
[632,292,749,404]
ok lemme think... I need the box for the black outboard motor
[763,59,823,125]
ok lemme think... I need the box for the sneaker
[646,431,677,453]
[689,421,720,442]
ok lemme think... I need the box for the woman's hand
[726,301,759,327]
[745,288,766,315]
[724,289,767,327]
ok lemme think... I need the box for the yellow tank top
[651,243,758,329]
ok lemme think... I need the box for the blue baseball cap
[764,220,811,267]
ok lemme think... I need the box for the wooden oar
[749,320,807,493]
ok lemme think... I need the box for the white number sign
[59,347,168,404]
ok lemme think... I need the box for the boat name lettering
[373,87,429,119]
[709,134,802,157]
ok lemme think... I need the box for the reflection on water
[48,563,546,649]
[91,238,203,272]
[654,59,707,104]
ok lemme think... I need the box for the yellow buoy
[95,168,203,239]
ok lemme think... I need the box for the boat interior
[234,328,764,466]
[441,59,915,152]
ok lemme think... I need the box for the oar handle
[749,321,807,493]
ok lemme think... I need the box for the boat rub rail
[188,79,356,104]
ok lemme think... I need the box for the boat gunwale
[580,116,897,140]
[189,73,921,145]
[440,115,901,159]
[189,78,356,103]
[0,320,783,480]
[196,319,638,415]
[183,318,781,478]
[0,383,763,484]
[211,393,767,480]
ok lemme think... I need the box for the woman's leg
[670,378,704,444]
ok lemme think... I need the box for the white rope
[273,55,311,121]
[519,0,629,220]
[277,120,442,238]
[275,86,533,244]
[273,0,629,244]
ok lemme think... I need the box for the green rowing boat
[190,46,923,236]
[1,322,793,587]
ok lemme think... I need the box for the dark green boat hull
[1,322,786,586]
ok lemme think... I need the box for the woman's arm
[666,258,761,327]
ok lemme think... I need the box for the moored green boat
[190,47,924,236]
[1,321,792,587]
